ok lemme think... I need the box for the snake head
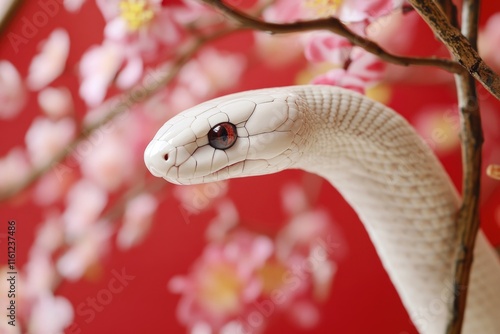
[144,91,308,184]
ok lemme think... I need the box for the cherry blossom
[56,222,112,280]
[24,117,76,166]
[178,48,247,99]
[169,231,273,331]
[78,42,125,106]
[27,293,74,334]
[26,29,70,91]
[0,61,25,119]
[37,87,73,118]
[117,193,159,249]
[174,181,229,215]
[0,147,30,194]
[479,13,500,73]
[62,179,108,240]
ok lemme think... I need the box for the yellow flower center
[305,0,343,18]
[198,264,243,315]
[119,0,155,31]
[257,261,288,295]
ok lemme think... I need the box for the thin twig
[447,1,483,334]
[201,0,464,74]
[0,28,236,202]
[0,0,22,37]
[408,0,500,101]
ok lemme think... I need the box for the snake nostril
[163,153,169,161]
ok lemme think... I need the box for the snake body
[144,85,500,333]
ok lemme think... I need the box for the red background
[2,1,500,334]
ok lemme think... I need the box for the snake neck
[293,85,462,333]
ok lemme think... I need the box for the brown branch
[408,0,500,101]
[0,28,236,203]
[201,0,464,74]
[447,1,483,334]
[0,0,22,38]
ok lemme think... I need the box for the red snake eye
[208,122,238,150]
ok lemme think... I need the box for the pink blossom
[24,117,76,166]
[311,48,385,93]
[78,42,125,106]
[62,179,108,240]
[174,181,228,215]
[178,48,246,99]
[304,32,352,64]
[28,293,74,334]
[79,132,135,191]
[63,0,86,12]
[413,105,460,154]
[479,13,500,73]
[27,29,70,91]
[56,222,112,280]
[24,250,57,298]
[312,68,366,93]
[262,0,304,23]
[117,193,159,249]
[169,231,273,331]
[33,169,76,206]
[205,200,239,242]
[0,61,26,119]
[32,213,65,253]
[37,87,73,118]
[0,147,30,194]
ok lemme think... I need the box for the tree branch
[200,0,464,74]
[0,0,22,37]
[447,1,482,333]
[0,29,236,202]
[408,0,500,101]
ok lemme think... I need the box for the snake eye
[208,122,237,150]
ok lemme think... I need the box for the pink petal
[27,29,70,91]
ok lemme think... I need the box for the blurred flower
[479,13,500,73]
[62,179,108,240]
[33,169,76,206]
[56,222,112,280]
[24,251,57,298]
[169,231,273,331]
[79,132,135,191]
[64,0,86,12]
[38,87,73,118]
[262,0,304,23]
[178,48,247,99]
[25,117,76,166]
[78,42,125,106]
[0,61,26,119]
[27,29,70,91]
[311,48,385,93]
[32,213,65,253]
[305,32,352,65]
[117,193,159,249]
[205,199,239,242]
[413,105,460,154]
[174,181,228,215]
[28,294,74,334]
[0,147,30,194]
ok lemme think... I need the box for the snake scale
[144,85,500,333]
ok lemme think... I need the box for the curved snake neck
[145,85,500,333]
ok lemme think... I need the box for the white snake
[144,85,500,333]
